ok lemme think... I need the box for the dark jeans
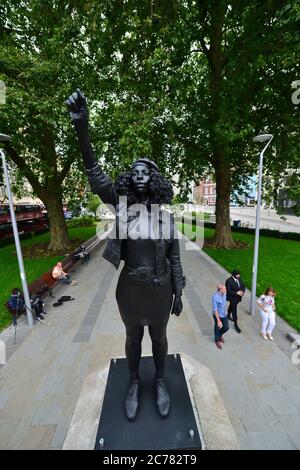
[213,314,229,342]
[32,299,45,318]
[228,300,239,323]
[75,253,90,263]
[58,274,72,285]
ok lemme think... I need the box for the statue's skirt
[116,264,173,327]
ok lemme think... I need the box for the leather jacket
[86,163,186,295]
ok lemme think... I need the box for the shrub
[67,215,95,227]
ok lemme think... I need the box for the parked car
[64,211,73,219]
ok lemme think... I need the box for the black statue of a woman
[65,89,186,421]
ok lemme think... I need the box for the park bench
[27,228,110,299]
[4,225,111,323]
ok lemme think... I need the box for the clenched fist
[65,88,89,122]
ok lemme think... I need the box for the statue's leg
[125,324,144,378]
[148,324,168,379]
[124,324,144,421]
[148,324,170,418]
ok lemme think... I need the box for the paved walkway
[0,237,300,450]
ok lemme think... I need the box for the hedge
[177,217,300,242]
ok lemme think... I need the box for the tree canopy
[0,0,299,249]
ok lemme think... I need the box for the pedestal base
[94,354,201,451]
[63,353,239,450]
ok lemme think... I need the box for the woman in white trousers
[257,287,277,341]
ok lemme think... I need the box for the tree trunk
[44,193,71,252]
[206,1,237,248]
[4,137,72,254]
[209,156,237,248]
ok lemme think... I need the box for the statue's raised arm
[65,89,118,208]
[66,91,187,424]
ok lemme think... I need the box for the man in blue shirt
[212,284,229,350]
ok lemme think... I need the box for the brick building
[193,176,216,205]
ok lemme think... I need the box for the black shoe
[125,379,140,421]
[155,378,171,418]
[234,324,242,333]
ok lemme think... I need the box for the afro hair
[114,168,173,206]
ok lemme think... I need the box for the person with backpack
[7,288,26,324]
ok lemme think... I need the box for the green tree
[164,0,299,247]
[0,0,91,251]
[1,0,298,252]
[83,192,101,219]
[76,0,299,247]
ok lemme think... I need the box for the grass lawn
[179,223,300,332]
[0,225,101,331]
[182,211,211,221]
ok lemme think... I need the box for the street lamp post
[250,133,273,316]
[0,134,33,327]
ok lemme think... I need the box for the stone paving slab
[50,415,72,449]
[0,237,300,449]
[18,424,56,450]
[0,391,10,411]
[278,415,300,448]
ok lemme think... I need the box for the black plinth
[94,354,202,451]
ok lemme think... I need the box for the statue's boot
[155,378,171,418]
[125,378,140,421]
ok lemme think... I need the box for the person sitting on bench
[30,294,47,322]
[52,262,77,285]
[74,245,90,263]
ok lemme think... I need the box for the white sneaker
[267,334,274,341]
[261,333,268,340]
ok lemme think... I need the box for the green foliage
[82,192,102,218]
[66,215,95,227]
[0,1,299,248]
[172,194,188,204]
[0,1,96,248]
[78,1,299,245]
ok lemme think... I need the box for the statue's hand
[171,295,183,316]
[65,89,89,121]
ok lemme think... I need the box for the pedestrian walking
[225,269,245,333]
[212,284,229,350]
[257,287,277,341]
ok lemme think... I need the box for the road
[205,206,300,233]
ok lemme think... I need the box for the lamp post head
[253,133,273,143]
[0,134,11,142]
